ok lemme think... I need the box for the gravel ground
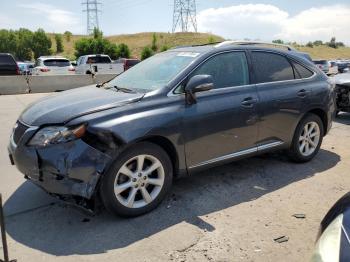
[0,93,349,262]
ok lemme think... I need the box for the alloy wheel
[298,121,321,157]
[114,154,165,209]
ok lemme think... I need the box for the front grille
[13,121,29,144]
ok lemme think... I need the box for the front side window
[252,52,294,83]
[190,52,249,89]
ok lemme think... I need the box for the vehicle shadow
[4,149,340,256]
[334,112,350,125]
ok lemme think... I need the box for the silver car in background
[313,60,338,75]
[32,56,75,75]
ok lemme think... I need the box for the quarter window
[292,61,314,79]
[252,52,294,83]
[190,52,249,89]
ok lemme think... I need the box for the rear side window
[43,59,70,67]
[191,52,249,89]
[252,52,294,83]
[292,61,314,79]
[0,55,16,65]
[86,56,111,64]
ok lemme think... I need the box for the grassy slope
[49,32,350,60]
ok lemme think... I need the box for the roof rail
[214,41,296,51]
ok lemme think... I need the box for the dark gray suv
[8,42,335,217]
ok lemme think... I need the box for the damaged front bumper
[8,123,112,200]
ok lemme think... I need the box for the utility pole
[172,0,197,33]
[82,0,102,35]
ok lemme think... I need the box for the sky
[1,0,350,44]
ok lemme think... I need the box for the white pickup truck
[75,54,123,75]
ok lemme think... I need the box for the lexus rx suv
[8,42,335,217]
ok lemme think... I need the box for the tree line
[0,28,169,62]
[272,37,345,49]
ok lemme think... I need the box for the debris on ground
[292,214,306,219]
[274,236,289,243]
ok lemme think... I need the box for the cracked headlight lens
[28,124,86,147]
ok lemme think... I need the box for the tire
[100,142,173,217]
[288,113,324,163]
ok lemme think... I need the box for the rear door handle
[241,98,258,108]
[297,89,310,98]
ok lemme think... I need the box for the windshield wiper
[105,85,137,93]
[96,80,111,88]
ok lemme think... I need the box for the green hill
[50,32,350,60]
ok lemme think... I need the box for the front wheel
[288,113,324,163]
[100,142,173,217]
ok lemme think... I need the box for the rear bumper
[8,128,112,199]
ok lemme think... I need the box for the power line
[82,0,102,35]
[172,0,197,33]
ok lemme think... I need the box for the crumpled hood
[20,85,144,126]
[332,73,350,87]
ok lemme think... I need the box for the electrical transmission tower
[82,0,102,35]
[172,0,197,33]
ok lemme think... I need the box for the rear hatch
[44,59,73,74]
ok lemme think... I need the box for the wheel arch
[306,108,328,136]
[136,136,180,177]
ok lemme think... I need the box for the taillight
[40,68,50,72]
[69,68,75,71]
[16,65,20,75]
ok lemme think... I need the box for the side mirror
[185,74,214,104]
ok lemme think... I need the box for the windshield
[108,51,199,92]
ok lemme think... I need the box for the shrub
[117,43,131,58]
[141,46,154,60]
[55,34,64,53]
[151,33,158,52]
[64,31,72,42]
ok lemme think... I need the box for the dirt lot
[0,93,350,262]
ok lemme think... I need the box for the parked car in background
[17,62,34,75]
[114,58,141,71]
[333,73,350,116]
[32,56,75,76]
[313,60,338,75]
[0,53,20,76]
[75,54,123,75]
[8,41,334,217]
[336,60,350,73]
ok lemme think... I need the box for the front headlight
[28,124,86,147]
[311,214,343,262]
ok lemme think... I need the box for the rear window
[43,59,70,67]
[86,56,111,64]
[314,60,327,65]
[252,52,294,83]
[292,62,314,79]
[125,60,140,66]
[0,55,16,65]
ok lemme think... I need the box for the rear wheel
[288,113,324,163]
[100,142,173,217]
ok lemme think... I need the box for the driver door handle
[241,97,258,108]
